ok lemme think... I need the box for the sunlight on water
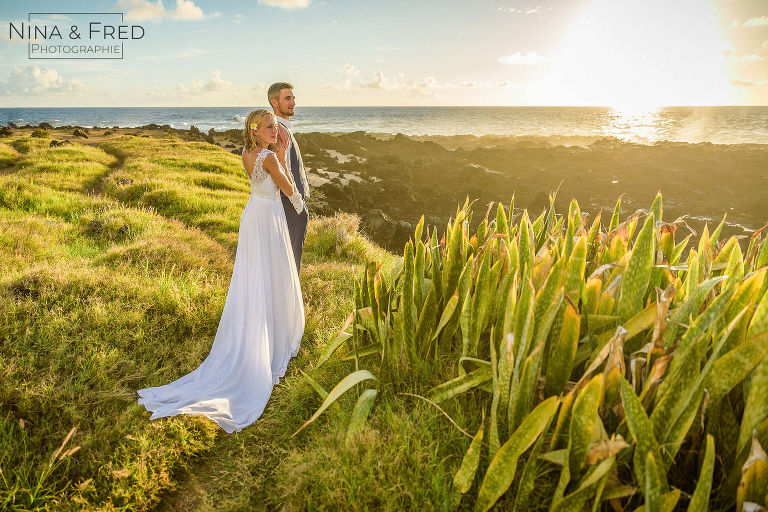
[604,106,664,143]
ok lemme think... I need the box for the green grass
[2,135,480,511]
[273,399,465,511]
[10,133,724,510]
[96,136,250,249]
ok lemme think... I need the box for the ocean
[1,106,767,145]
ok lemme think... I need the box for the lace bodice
[248,148,280,201]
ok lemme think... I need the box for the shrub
[305,212,385,262]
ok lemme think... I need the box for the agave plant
[300,192,768,511]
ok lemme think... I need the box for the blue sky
[0,0,767,107]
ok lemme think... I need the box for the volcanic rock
[361,209,413,250]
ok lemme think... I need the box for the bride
[137,110,306,433]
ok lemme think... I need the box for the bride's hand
[288,190,304,214]
[277,124,290,150]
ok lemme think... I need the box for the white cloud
[404,77,436,97]
[171,0,205,20]
[145,74,266,105]
[721,42,765,62]
[406,76,436,90]
[338,63,360,76]
[730,78,758,86]
[257,0,311,9]
[362,70,394,89]
[439,80,505,89]
[157,70,233,96]
[352,73,504,94]
[743,16,768,26]
[498,51,546,65]
[721,41,736,58]
[498,6,542,14]
[1,66,87,95]
[115,0,165,21]
[324,72,515,102]
[114,0,214,21]
[188,69,231,92]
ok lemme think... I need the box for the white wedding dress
[138,148,305,433]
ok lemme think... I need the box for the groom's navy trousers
[280,143,308,273]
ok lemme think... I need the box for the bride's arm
[262,153,296,197]
[277,147,288,172]
[276,124,290,171]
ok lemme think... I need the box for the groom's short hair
[268,82,293,105]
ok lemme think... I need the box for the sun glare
[604,105,664,143]
[553,0,730,108]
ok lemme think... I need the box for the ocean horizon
[2,105,768,145]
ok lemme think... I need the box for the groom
[269,82,310,272]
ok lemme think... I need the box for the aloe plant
[300,193,768,511]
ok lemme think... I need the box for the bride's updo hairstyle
[244,109,278,152]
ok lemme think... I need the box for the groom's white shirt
[277,117,310,199]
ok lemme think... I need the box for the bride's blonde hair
[243,109,278,151]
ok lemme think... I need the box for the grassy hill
[0,134,473,510]
[2,130,767,511]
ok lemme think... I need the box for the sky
[0,0,767,107]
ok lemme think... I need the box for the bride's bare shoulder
[241,147,260,177]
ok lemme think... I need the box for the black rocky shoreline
[295,131,768,251]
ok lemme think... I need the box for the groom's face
[275,89,295,118]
